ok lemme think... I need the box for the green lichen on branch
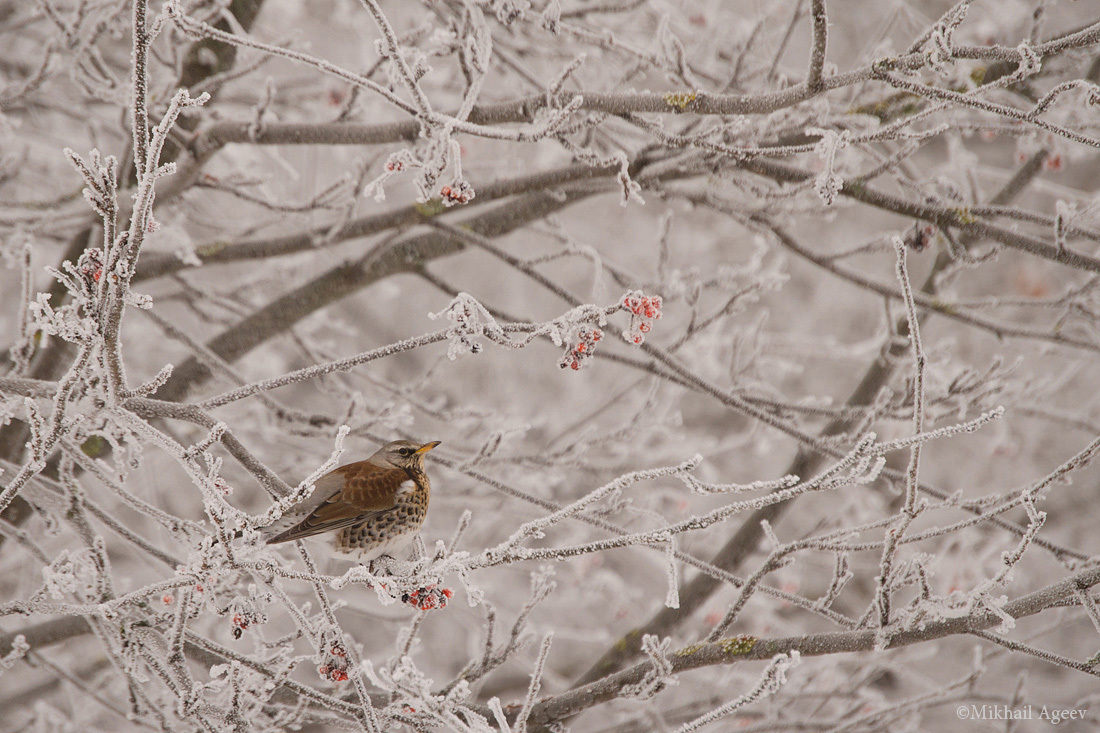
[718,635,757,655]
[613,629,643,652]
[196,240,229,258]
[664,91,697,112]
[674,643,705,658]
[848,92,923,122]
[951,207,978,225]
[81,435,109,458]
[414,198,447,218]
[929,298,957,316]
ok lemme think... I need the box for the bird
[264,439,441,565]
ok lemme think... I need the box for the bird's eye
[398,448,411,456]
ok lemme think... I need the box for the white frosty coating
[5,0,1100,730]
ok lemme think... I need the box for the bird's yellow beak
[416,441,442,454]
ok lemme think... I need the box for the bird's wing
[266,461,407,544]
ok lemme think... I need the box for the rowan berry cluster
[317,638,350,683]
[621,291,662,344]
[559,326,603,371]
[440,180,474,206]
[434,292,487,358]
[904,222,937,251]
[78,247,103,288]
[401,585,454,610]
[230,608,264,640]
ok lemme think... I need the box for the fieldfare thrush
[265,439,441,563]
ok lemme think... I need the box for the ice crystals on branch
[0,635,29,676]
[64,148,118,223]
[1008,40,1042,85]
[376,38,431,90]
[430,292,500,359]
[41,547,104,601]
[362,655,481,727]
[431,290,661,368]
[810,128,848,206]
[1027,79,1100,121]
[480,456,702,566]
[675,651,800,732]
[27,291,97,344]
[540,0,561,33]
[656,14,693,85]
[620,634,677,699]
[365,130,475,206]
[682,473,801,495]
[558,138,643,205]
[1054,200,1076,253]
[921,1,970,72]
[491,0,529,25]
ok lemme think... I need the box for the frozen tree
[3,0,1100,730]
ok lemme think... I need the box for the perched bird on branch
[265,440,441,565]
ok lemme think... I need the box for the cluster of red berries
[559,326,603,371]
[904,222,937,252]
[622,292,662,345]
[318,641,350,683]
[231,610,262,640]
[193,576,215,595]
[440,180,474,207]
[78,248,104,287]
[385,158,405,173]
[401,585,454,611]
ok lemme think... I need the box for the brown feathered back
[265,439,438,545]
